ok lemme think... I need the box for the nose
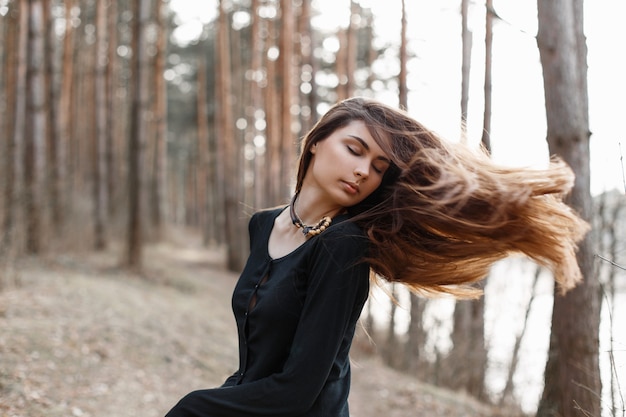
[354,164,369,181]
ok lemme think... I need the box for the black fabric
[165,207,371,417]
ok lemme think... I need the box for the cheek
[362,178,383,198]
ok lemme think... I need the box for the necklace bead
[289,194,333,237]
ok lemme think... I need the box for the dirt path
[0,234,503,417]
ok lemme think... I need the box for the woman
[165,97,588,417]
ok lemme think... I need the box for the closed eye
[347,145,362,156]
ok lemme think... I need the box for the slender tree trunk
[404,293,427,373]
[152,0,168,238]
[398,0,408,109]
[94,0,109,250]
[299,0,318,126]
[24,0,47,254]
[279,0,295,201]
[106,0,118,218]
[481,0,494,153]
[2,0,23,254]
[126,0,151,268]
[449,291,487,399]
[346,0,358,99]
[249,0,266,210]
[42,0,62,236]
[58,0,74,215]
[383,284,400,368]
[197,58,209,243]
[335,27,347,101]
[264,14,280,206]
[460,0,472,141]
[216,0,244,271]
[536,0,601,415]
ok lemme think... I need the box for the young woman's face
[304,120,391,208]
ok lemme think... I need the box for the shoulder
[249,206,285,229]
[313,216,368,259]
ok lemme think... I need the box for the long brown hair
[296,97,589,297]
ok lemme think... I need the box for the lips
[342,181,359,195]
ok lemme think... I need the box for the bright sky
[168,0,626,195]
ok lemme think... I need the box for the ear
[310,143,317,154]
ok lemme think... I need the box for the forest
[0,0,625,416]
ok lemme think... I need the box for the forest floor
[0,228,515,417]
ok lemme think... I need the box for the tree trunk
[151,0,168,238]
[448,293,487,399]
[24,0,47,254]
[2,0,23,254]
[264,9,281,206]
[299,0,318,127]
[43,0,62,236]
[460,0,472,141]
[216,0,245,271]
[296,0,315,135]
[126,0,151,268]
[279,0,295,201]
[383,284,401,368]
[249,0,266,210]
[106,0,119,218]
[404,293,427,374]
[399,0,408,109]
[481,0,494,153]
[346,0,358,99]
[58,0,75,216]
[94,0,108,250]
[197,58,210,243]
[536,0,601,415]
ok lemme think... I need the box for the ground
[0,230,508,417]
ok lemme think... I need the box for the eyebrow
[348,135,391,163]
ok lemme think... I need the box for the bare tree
[216,0,245,271]
[57,0,75,218]
[481,0,494,153]
[264,7,281,207]
[279,0,296,201]
[536,0,601,415]
[43,0,63,235]
[126,0,152,268]
[398,0,408,109]
[595,191,626,417]
[2,0,25,255]
[94,0,109,250]
[151,0,168,238]
[297,0,317,133]
[197,57,213,245]
[24,0,47,254]
[460,0,471,141]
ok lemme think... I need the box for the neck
[290,192,343,237]
[292,190,344,225]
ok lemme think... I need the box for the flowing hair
[296,97,589,297]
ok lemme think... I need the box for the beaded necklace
[289,194,332,237]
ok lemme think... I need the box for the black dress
[165,207,371,417]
